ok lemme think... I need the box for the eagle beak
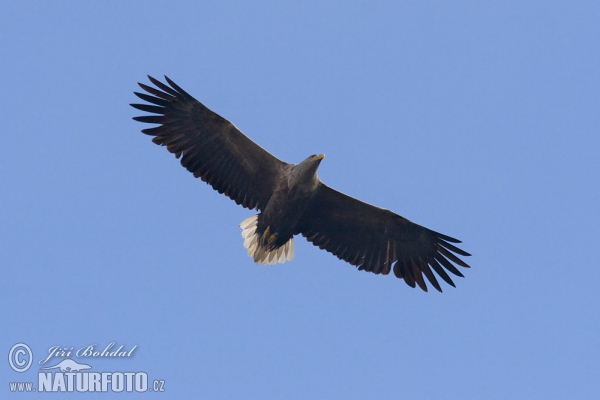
[315,154,325,160]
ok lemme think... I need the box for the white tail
[240,215,294,265]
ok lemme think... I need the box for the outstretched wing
[297,184,471,292]
[131,76,287,211]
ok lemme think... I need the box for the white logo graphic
[40,358,92,372]
[8,342,165,393]
[8,343,33,373]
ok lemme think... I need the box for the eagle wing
[297,183,471,292]
[131,76,287,211]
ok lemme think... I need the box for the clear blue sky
[2,1,599,398]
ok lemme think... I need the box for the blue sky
[2,1,599,398]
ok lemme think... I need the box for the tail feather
[240,215,294,265]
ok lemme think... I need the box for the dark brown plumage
[131,76,471,292]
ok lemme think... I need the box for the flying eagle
[131,76,471,292]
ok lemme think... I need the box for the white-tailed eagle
[131,76,471,292]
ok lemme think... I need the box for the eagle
[131,76,471,292]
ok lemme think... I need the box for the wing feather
[299,183,470,292]
[131,76,288,211]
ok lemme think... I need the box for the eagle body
[131,76,471,292]
[244,154,324,263]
